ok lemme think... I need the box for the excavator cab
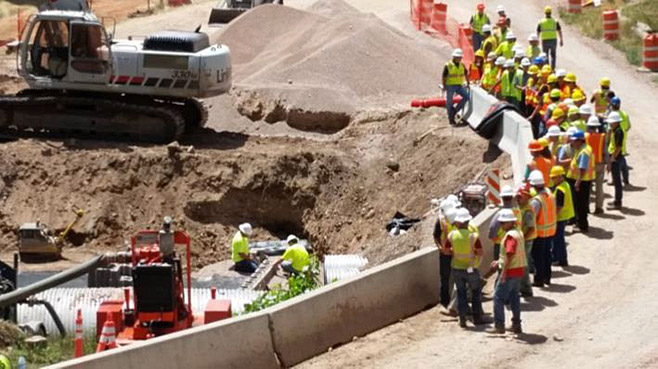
[19,13,112,84]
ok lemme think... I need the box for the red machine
[96,218,230,344]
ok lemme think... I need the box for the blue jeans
[494,276,522,326]
[551,221,567,264]
[621,156,629,184]
[531,237,552,285]
[472,32,484,52]
[452,268,483,317]
[445,85,469,122]
[542,38,558,69]
[520,240,534,295]
[612,156,626,204]
[234,259,259,273]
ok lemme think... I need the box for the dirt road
[296,1,658,368]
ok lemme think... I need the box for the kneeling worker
[281,235,310,274]
[232,223,259,273]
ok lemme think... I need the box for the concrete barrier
[463,86,498,131]
[267,247,440,368]
[45,312,279,369]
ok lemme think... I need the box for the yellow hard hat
[550,165,565,177]
[475,49,485,58]
[565,72,577,83]
[545,6,552,14]
[572,89,585,101]
[550,88,562,99]
[541,65,552,76]
[538,137,550,148]
[0,355,10,369]
[568,106,580,116]
[600,77,611,87]
[547,74,558,84]
[552,107,565,119]
[528,65,540,75]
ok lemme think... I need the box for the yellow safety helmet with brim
[547,74,558,84]
[600,77,611,88]
[550,88,562,99]
[550,165,565,178]
[528,65,540,75]
[565,72,577,83]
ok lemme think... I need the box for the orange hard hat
[477,3,485,10]
[528,140,543,152]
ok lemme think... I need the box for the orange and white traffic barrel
[602,10,619,41]
[431,1,447,34]
[420,0,433,26]
[567,0,581,14]
[643,33,658,72]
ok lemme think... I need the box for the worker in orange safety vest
[528,170,556,288]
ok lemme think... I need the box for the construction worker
[513,58,526,109]
[591,77,612,117]
[470,3,490,52]
[566,130,595,232]
[490,59,516,105]
[537,6,564,69]
[280,235,309,274]
[527,34,541,59]
[607,112,626,210]
[481,52,498,90]
[496,5,511,27]
[576,104,593,132]
[545,125,562,157]
[524,65,540,116]
[541,84,561,122]
[550,166,574,267]
[433,200,459,308]
[572,89,586,107]
[564,72,584,99]
[489,208,526,334]
[550,106,566,133]
[555,69,568,98]
[480,24,498,57]
[525,139,553,185]
[232,223,259,273]
[442,49,470,126]
[586,116,606,214]
[445,208,486,328]
[488,185,521,262]
[520,58,533,86]
[528,170,556,287]
[490,56,506,97]
[495,32,516,59]
[516,184,537,297]
[569,106,587,132]
[470,50,485,83]
[609,96,630,185]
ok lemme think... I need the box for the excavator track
[0,91,199,143]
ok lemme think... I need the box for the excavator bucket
[208,0,283,25]
[208,8,248,25]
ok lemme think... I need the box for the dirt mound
[214,0,448,132]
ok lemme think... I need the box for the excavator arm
[58,207,85,243]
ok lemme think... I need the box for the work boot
[607,202,622,210]
[511,322,523,334]
[520,290,533,298]
[593,207,604,215]
[487,324,505,334]
[472,314,490,325]
[459,315,467,328]
[440,307,458,317]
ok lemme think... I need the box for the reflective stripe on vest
[499,229,527,270]
[472,13,489,34]
[586,132,606,164]
[554,181,575,222]
[446,61,466,86]
[567,145,595,181]
[540,17,558,40]
[535,189,557,237]
[449,228,480,269]
[520,203,537,240]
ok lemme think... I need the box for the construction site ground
[0,0,656,367]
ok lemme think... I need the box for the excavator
[209,0,283,25]
[18,207,85,262]
[0,0,232,143]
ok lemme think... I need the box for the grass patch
[1,332,97,369]
[622,0,658,31]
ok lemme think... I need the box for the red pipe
[411,95,462,108]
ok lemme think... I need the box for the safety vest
[469,64,482,82]
[448,228,480,270]
[567,144,595,181]
[438,216,452,248]
[549,141,560,158]
[618,109,630,154]
[520,203,537,240]
[528,156,552,186]
[539,17,558,40]
[481,35,499,55]
[501,70,514,98]
[496,41,515,59]
[525,79,537,106]
[570,119,587,133]
[445,61,466,86]
[283,244,310,272]
[499,229,527,270]
[560,119,571,132]
[539,92,551,116]
[482,63,496,89]
[494,206,522,243]
[608,126,627,157]
[526,45,541,59]
[593,89,608,114]
[534,189,557,237]
[586,131,606,164]
[553,180,575,222]
[496,28,508,43]
[494,67,503,94]
[472,13,490,34]
[231,231,249,263]
[512,69,524,101]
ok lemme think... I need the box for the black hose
[21,299,66,337]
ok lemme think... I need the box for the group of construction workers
[231,223,310,275]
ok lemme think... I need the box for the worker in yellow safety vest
[495,32,517,60]
[606,112,626,210]
[526,34,542,59]
[528,170,556,288]
[469,3,491,52]
[490,59,518,106]
[481,52,497,90]
[609,96,630,186]
[568,106,587,132]
[536,6,563,69]
[445,208,487,328]
[549,166,574,267]
[590,77,612,117]
[280,235,310,274]
[565,130,594,232]
[572,89,586,107]
[488,185,522,262]
[564,72,585,100]
[524,65,540,116]
[232,223,259,273]
[488,208,527,334]
[442,49,470,126]
[516,183,537,297]
[586,116,606,214]
[545,125,562,158]
[480,24,498,58]
[494,16,509,44]
[433,199,459,308]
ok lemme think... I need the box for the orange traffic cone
[74,309,83,358]
[96,318,118,352]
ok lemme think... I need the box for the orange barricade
[602,10,619,41]
[643,33,658,71]
[431,2,447,34]
[567,0,581,14]
[458,26,474,66]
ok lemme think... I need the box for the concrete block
[465,86,498,131]
[46,312,279,369]
[471,206,498,274]
[268,247,440,368]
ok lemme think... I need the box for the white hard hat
[445,208,458,225]
[452,48,464,57]
[497,5,505,13]
[495,56,506,66]
[500,185,515,198]
[497,208,517,223]
[504,59,515,68]
[487,51,497,60]
[528,34,539,42]
[587,116,601,127]
[521,57,531,67]
[454,208,473,223]
[439,198,457,212]
[539,52,547,59]
[563,98,574,106]
[556,69,567,78]
[239,223,253,236]
[506,32,516,40]
[579,104,592,115]
[482,24,492,33]
[514,49,525,58]
[547,125,562,137]
[446,194,462,207]
[286,234,299,244]
[528,170,545,186]
[566,126,578,137]
[607,111,622,123]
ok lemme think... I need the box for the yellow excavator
[18,207,85,262]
